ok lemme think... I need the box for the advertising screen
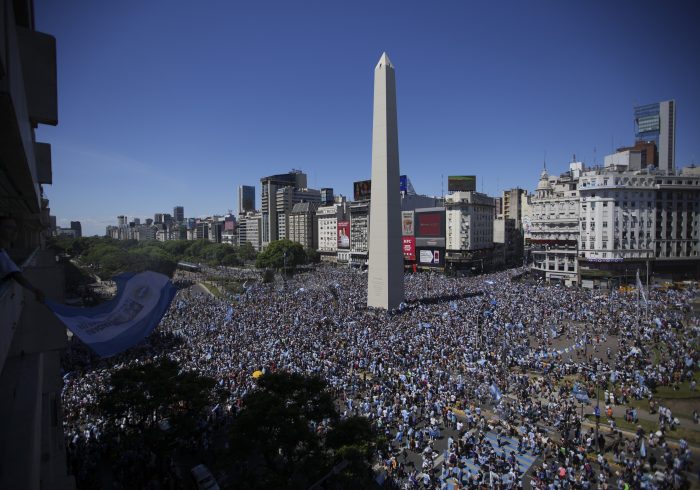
[337,221,350,249]
[448,175,477,192]
[400,175,408,193]
[402,211,414,236]
[417,212,442,236]
[415,209,446,247]
[417,247,445,267]
[353,180,372,201]
[402,236,416,261]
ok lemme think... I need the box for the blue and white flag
[489,383,502,401]
[224,306,233,322]
[47,271,176,358]
[636,269,647,305]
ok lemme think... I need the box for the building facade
[634,100,675,174]
[444,191,494,271]
[530,164,581,286]
[237,185,255,215]
[260,170,307,247]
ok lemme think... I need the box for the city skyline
[34,0,700,236]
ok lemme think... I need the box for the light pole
[283,249,288,289]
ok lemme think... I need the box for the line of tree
[49,236,258,278]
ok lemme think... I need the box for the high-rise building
[260,171,307,247]
[634,100,675,174]
[118,215,128,226]
[70,221,82,237]
[320,188,334,205]
[238,185,255,215]
[173,206,184,223]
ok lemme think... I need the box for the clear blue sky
[35,0,700,236]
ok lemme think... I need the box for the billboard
[400,175,408,193]
[402,211,414,236]
[337,221,350,249]
[417,247,445,267]
[402,236,416,261]
[448,175,477,192]
[415,208,446,248]
[353,180,372,201]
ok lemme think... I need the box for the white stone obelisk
[367,52,404,310]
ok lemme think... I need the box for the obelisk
[367,52,404,310]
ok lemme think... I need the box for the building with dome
[530,161,583,286]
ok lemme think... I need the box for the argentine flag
[47,271,176,358]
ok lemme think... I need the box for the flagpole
[646,259,650,323]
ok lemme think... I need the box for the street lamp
[283,249,288,289]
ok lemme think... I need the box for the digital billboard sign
[415,209,446,248]
[337,221,350,249]
[400,175,408,193]
[417,247,445,267]
[402,211,414,236]
[448,175,477,192]
[402,236,416,261]
[353,180,372,201]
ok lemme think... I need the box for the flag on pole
[46,271,176,358]
[640,438,647,458]
[489,383,503,401]
[636,269,647,305]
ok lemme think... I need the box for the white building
[316,197,348,263]
[445,191,494,252]
[530,163,581,286]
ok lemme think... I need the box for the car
[191,464,219,490]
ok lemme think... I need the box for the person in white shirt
[0,216,44,303]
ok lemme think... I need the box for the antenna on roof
[441,174,444,200]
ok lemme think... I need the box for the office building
[173,206,184,224]
[634,100,675,174]
[320,188,334,205]
[316,197,348,263]
[275,186,321,241]
[70,221,82,238]
[238,185,255,215]
[444,191,495,271]
[289,202,320,249]
[260,170,307,247]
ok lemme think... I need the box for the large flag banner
[47,271,176,358]
[636,269,647,305]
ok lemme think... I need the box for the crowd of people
[60,264,699,488]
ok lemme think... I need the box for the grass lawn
[652,371,700,400]
[584,415,700,446]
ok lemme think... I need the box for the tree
[255,239,306,270]
[238,241,258,262]
[99,358,222,449]
[305,247,320,264]
[227,372,377,489]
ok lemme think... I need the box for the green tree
[255,239,306,270]
[99,358,222,449]
[305,247,320,264]
[227,372,377,489]
[238,241,258,262]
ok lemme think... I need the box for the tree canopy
[255,239,307,270]
[48,236,259,279]
[227,372,377,489]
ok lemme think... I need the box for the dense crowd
[60,265,699,489]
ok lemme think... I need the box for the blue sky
[35,0,700,236]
